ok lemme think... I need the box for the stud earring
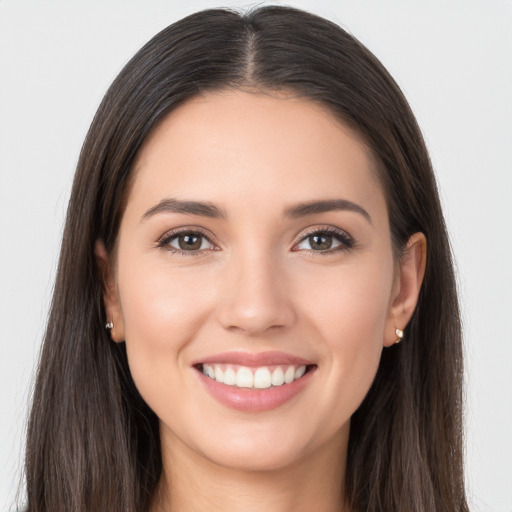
[395,328,404,344]
[105,321,114,330]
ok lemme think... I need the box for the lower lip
[196,368,315,412]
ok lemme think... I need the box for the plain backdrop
[0,0,511,510]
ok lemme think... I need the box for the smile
[193,351,317,412]
[200,363,309,389]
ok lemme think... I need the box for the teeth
[223,367,236,385]
[271,367,284,386]
[214,365,224,383]
[205,365,215,379]
[201,364,309,389]
[284,366,295,384]
[254,367,272,389]
[235,367,254,388]
[295,365,306,379]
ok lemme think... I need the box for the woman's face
[101,90,418,473]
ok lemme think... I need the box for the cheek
[295,258,392,423]
[299,256,392,345]
[119,254,217,337]
[115,256,216,401]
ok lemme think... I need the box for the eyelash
[157,227,217,256]
[292,226,355,255]
[157,226,355,256]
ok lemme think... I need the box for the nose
[216,251,296,336]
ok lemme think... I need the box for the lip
[192,350,315,367]
[193,351,317,412]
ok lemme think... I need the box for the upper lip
[192,351,315,367]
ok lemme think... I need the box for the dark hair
[24,6,467,512]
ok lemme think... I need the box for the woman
[24,6,468,512]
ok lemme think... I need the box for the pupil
[310,234,332,250]
[179,234,201,251]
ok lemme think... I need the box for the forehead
[127,90,386,220]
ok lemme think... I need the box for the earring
[105,321,114,330]
[395,328,404,344]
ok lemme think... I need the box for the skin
[97,90,426,512]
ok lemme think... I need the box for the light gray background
[1,1,511,510]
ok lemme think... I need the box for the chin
[167,413,350,475]
[200,438,309,473]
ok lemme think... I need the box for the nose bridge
[216,242,295,335]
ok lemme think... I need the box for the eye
[293,228,354,253]
[159,230,216,254]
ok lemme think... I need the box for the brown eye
[308,234,333,251]
[178,234,202,250]
[294,228,353,253]
[166,232,214,252]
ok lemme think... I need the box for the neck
[151,426,349,512]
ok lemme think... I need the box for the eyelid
[291,225,355,253]
[156,226,219,253]
[156,224,355,255]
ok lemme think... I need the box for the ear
[384,232,427,347]
[95,240,125,342]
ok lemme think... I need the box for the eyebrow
[285,199,372,224]
[141,198,227,222]
[141,197,371,225]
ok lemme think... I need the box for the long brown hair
[24,6,468,511]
